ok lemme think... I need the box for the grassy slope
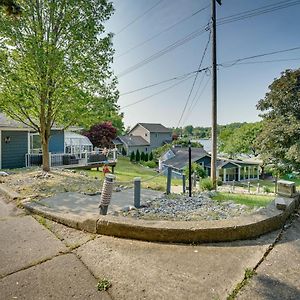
[212,192,274,208]
[85,157,181,191]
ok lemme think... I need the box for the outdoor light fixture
[4,136,11,143]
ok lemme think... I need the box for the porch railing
[25,149,117,168]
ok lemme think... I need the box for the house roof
[131,123,172,133]
[116,135,150,147]
[163,147,209,170]
[0,113,30,129]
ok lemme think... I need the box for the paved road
[1,195,299,300]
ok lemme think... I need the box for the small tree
[145,153,149,162]
[130,151,135,162]
[84,122,117,148]
[141,152,145,161]
[149,152,153,161]
[121,147,127,156]
[135,149,141,162]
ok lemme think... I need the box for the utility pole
[211,0,221,189]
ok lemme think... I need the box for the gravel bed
[121,192,264,221]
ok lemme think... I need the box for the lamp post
[188,140,192,197]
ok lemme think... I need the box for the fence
[25,149,118,168]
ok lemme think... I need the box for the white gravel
[122,191,264,221]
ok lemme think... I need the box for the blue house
[0,113,31,169]
[160,146,260,182]
[0,113,93,169]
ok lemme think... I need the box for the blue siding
[49,130,64,153]
[1,131,28,169]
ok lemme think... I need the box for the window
[145,133,148,137]
[145,147,148,152]
[155,133,158,137]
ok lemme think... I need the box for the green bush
[263,185,271,193]
[141,151,145,161]
[144,153,149,162]
[121,147,127,156]
[130,151,135,162]
[135,149,140,162]
[200,178,214,191]
[143,161,156,168]
[149,152,153,161]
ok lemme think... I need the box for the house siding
[49,130,64,153]
[1,130,28,169]
[149,132,172,151]
[130,125,150,143]
[127,145,149,155]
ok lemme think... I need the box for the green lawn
[212,192,274,208]
[84,157,182,191]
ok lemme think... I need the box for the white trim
[27,131,30,155]
[0,130,2,169]
[0,127,31,132]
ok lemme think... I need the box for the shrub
[200,178,214,191]
[144,153,149,162]
[135,149,140,162]
[149,152,153,161]
[143,160,156,168]
[121,147,127,156]
[141,152,145,161]
[263,185,271,193]
[130,151,135,162]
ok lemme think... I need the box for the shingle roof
[137,123,172,133]
[0,113,30,129]
[117,135,149,146]
[163,148,209,170]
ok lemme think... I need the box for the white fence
[25,149,117,168]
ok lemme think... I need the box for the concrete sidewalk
[1,195,300,299]
[0,196,110,300]
[35,189,163,216]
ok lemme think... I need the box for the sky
[105,0,300,129]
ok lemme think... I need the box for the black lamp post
[188,140,192,197]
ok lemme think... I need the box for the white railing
[26,149,118,168]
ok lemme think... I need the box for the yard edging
[1,183,299,243]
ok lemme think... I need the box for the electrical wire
[119,70,199,96]
[116,0,164,35]
[117,25,209,78]
[177,31,211,127]
[120,73,196,110]
[116,0,300,78]
[219,46,300,68]
[116,3,210,58]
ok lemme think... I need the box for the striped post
[99,174,115,215]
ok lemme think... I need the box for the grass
[97,278,111,291]
[212,192,274,208]
[84,157,182,191]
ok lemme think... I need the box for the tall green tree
[219,122,262,158]
[256,69,300,170]
[0,0,118,171]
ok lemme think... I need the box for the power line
[219,46,300,67]
[116,0,164,35]
[119,47,300,99]
[119,70,199,96]
[218,0,300,26]
[182,76,211,125]
[116,0,300,78]
[117,25,210,78]
[116,3,210,58]
[226,57,300,66]
[120,74,196,110]
[177,31,211,127]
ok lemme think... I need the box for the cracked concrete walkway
[1,195,299,300]
[0,196,110,300]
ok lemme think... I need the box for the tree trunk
[41,135,50,172]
